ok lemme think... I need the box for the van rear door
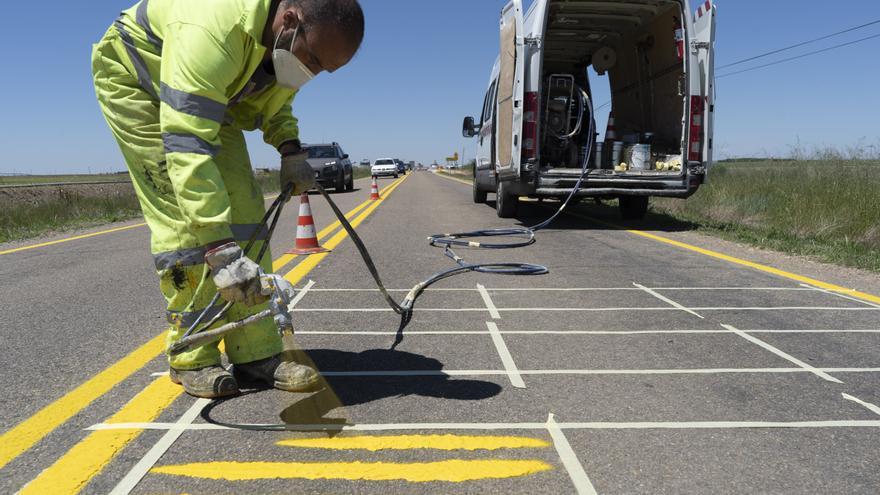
[689,0,716,170]
[496,0,525,180]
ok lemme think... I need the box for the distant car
[359,159,371,167]
[394,159,407,175]
[371,158,399,178]
[305,142,353,192]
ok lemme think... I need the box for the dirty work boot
[234,354,320,392]
[169,365,239,399]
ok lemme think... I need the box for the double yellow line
[6,175,408,494]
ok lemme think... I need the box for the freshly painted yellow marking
[152,459,552,482]
[436,172,880,307]
[19,377,183,494]
[0,223,148,256]
[272,180,400,272]
[14,176,405,488]
[0,331,167,470]
[284,175,409,285]
[277,434,550,451]
[4,177,395,470]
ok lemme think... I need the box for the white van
[463,0,716,218]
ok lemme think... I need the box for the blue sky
[1,0,879,174]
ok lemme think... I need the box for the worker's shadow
[201,348,501,430]
[275,348,502,427]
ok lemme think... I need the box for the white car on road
[371,158,399,178]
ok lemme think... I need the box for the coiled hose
[181,89,594,350]
[317,88,595,349]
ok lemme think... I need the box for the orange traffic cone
[369,176,381,201]
[286,193,330,255]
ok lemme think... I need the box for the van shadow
[485,197,699,233]
[201,349,502,430]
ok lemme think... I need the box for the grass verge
[0,187,143,243]
[0,173,130,186]
[353,166,374,181]
[1,168,375,244]
[436,164,474,181]
[652,159,880,272]
[433,158,880,272]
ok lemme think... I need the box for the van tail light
[522,92,538,160]
[688,96,704,162]
[673,16,684,61]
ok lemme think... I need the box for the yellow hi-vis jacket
[112,0,299,245]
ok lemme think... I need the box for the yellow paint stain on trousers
[276,434,550,451]
[152,459,552,482]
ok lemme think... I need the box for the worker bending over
[92,0,364,398]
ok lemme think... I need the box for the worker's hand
[204,242,269,307]
[279,142,314,198]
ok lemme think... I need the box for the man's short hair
[283,0,365,50]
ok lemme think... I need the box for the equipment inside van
[463,0,716,219]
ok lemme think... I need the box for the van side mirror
[342,154,349,159]
[462,116,480,138]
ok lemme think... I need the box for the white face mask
[272,25,316,90]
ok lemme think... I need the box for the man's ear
[281,9,300,30]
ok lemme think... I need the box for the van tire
[473,175,487,204]
[618,196,649,220]
[496,180,517,218]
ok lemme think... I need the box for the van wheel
[619,196,649,220]
[335,171,346,191]
[473,174,487,204]
[496,180,517,218]
[345,173,354,191]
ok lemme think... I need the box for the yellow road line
[2,181,398,474]
[19,377,182,495]
[567,211,880,306]
[0,332,167,471]
[437,172,880,306]
[0,223,149,256]
[272,180,400,272]
[152,459,552,482]
[277,434,550,451]
[434,172,473,186]
[0,180,358,257]
[13,175,408,491]
[283,175,408,285]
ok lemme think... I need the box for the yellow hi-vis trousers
[91,28,282,370]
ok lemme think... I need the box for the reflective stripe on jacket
[111,0,299,245]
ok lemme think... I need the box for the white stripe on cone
[286,193,329,254]
[298,223,317,238]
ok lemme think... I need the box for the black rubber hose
[314,90,595,349]
[180,184,294,341]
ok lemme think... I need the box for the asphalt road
[2,171,880,494]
